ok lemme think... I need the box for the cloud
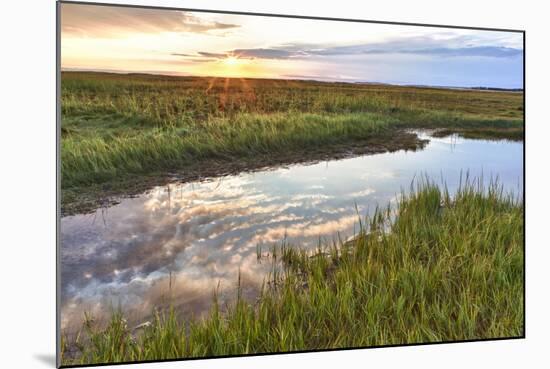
[170,53,194,57]
[175,48,299,61]
[280,35,522,58]
[232,48,301,59]
[197,51,229,58]
[170,53,216,63]
[61,3,240,37]
[187,34,521,61]
[259,43,520,59]
[360,46,521,58]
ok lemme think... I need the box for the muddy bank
[61,130,428,216]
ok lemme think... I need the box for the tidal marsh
[60,72,524,367]
[60,72,523,214]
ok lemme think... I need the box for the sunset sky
[61,3,524,88]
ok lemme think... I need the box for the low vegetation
[61,72,524,213]
[61,179,524,366]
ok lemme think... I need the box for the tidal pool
[60,132,523,332]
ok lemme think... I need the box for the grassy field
[60,72,523,213]
[60,72,525,365]
[61,179,523,366]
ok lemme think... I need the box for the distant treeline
[470,87,524,92]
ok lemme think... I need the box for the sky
[61,3,524,88]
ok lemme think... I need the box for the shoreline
[61,128,523,216]
[61,129,428,216]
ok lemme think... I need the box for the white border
[1,1,548,368]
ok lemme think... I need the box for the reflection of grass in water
[61,178,523,366]
[61,72,523,207]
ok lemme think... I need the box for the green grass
[62,112,396,187]
[61,179,523,366]
[61,72,524,212]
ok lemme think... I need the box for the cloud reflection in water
[60,135,523,332]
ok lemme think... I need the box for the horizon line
[60,68,524,92]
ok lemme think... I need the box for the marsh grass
[61,112,396,187]
[61,179,523,366]
[61,72,523,194]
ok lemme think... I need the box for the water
[60,132,523,331]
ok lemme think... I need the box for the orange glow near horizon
[60,2,524,87]
[194,58,278,79]
[59,2,331,80]
[215,56,254,77]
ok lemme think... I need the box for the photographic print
[58,1,524,366]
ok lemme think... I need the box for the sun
[204,55,262,78]
[216,55,252,77]
[223,56,240,66]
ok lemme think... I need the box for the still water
[60,132,523,331]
